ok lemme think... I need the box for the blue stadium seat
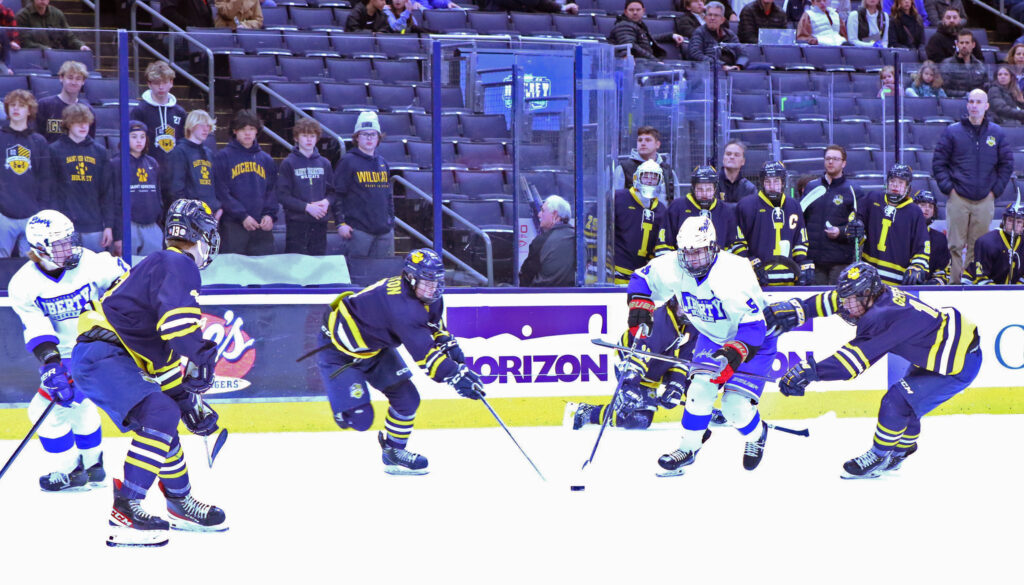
[843,149,873,175]
[830,121,869,147]
[553,14,595,37]
[263,81,325,110]
[414,85,468,113]
[730,93,774,120]
[406,140,456,168]
[372,59,421,83]
[511,12,555,35]
[842,47,886,72]
[398,168,457,198]
[645,17,675,38]
[313,110,359,135]
[320,82,370,111]
[803,46,849,72]
[780,147,825,175]
[236,30,291,55]
[521,171,557,197]
[28,76,60,99]
[423,9,470,33]
[376,113,414,139]
[262,6,292,29]
[517,143,559,170]
[644,0,675,15]
[455,170,508,199]
[780,121,827,148]
[331,34,383,59]
[376,36,427,58]
[459,114,510,141]
[92,107,119,136]
[728,70,770,95]
[732,120,775,148]
[741,148,771,173]
[456,142,510,169]
[780,95,829,121]
[468,11,511,34]
[939,98,966,119]
[902,96,943,122]
[375,140,410,164]
[326,58,375,82]
[284,32,339,57]
[45,49,96,75]
[83,78,135,106]
[771,72,817,96]
[594,15,617,36]
[449,200,507,226]
[227,55,287,100]
[289,7,335,28]
[279,55,326,81]
[0,76,28,98]
[413,113,460,139]
[10,49,48,75]
[368,84,420,112]
[763,46,813,71]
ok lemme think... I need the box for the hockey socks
[158,438,191,498]
[75,427,103,469]
[384,407,415,449]
[122,427,175,499]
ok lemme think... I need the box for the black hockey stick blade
[204,428,229,468]
[590,338,777,383]
[0,399,57,482]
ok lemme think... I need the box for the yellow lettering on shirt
[231,161,266,180]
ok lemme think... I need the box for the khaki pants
[946,191,994,283]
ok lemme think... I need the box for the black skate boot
[159,482,228,532]
[107,479,169,548]
[742,421,769,471]
[841,449,891,479]
[39,462,88,492]
[563,402,598,430]
[656,429,713,477]
[883,444,918,473]
[379,431,429,475]
[84,453,106,486]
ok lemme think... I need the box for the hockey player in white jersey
[626,215,775,475]
[8,210,128,491]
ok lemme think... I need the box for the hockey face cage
[164,199,221,270]
[404,248,446,304]
[633,161,664,200]
[36,232,83,270]
[913,190,938,222]
[835,262,883,325]
[885,164,913,205]
[759,161,787,202]
[1001,204,1024,237]
[679,242,718,279]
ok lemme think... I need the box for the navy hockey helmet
[913,190,938,222]
[1001,202,1024,236]
[759,160,787,203]
[164,199,220,270]
[403,248,445,304]
[691,164,719,208]
[884,164,913,205]
[835,262,884,325]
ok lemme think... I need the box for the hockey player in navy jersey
[315,248,484,475]
[735,160,814,286]
[857,164,930,285]
[9,210,127,491]
[913,190,951,284]
[966,202,1023,285]
[71,199,226,547]
[656,164,741,255]
[768,262,982,478]
[564,297,697,431]
[613,159,669,283]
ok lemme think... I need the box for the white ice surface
[1,414,1022,584]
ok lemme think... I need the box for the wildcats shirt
[9,249,128,357]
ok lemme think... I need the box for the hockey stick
[590,338,778,383]
[0,399,57,482]
[478,396,546,482]
[709,409,809,437]
[203,427,229,468]
[766,423,810,437]
[850,184,861,263]
[581,325,648,470]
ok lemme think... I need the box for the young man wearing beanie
[332,111,395,258]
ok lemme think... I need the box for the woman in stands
[1005,43,1024,94]
[987,65,1024,126]
[889,0,924,50]
[904,61,947,98]
[847,0,889,48]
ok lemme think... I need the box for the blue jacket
[0,122,51,219]
[932,116,1013,202]
[214,138,278,223]
[277,147,335,224]
[332,148,393,236]
[49,135,114,233]
[166,138,218,212]
[111,153,162,227]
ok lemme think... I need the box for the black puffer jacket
[987,84,1024,125]
[608,15,671,60]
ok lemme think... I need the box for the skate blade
[40,485,92,493]
[384,465,429,476]
[840,470,886,480]
[107,526,169,547]
[655,468,687,478]
[169,516,230,532]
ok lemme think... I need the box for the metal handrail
[966,0,1023,30]
[129,1,215,114]
[393,175,493,286]
[78,0,101,60]
[393,216,489,286]
[250,82,348,156]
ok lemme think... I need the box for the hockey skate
[883,444,918,473]
[841,449,891,479]
[656,430,712,477]
[563,402,597,430]
[742,421,769,471]
[379,431,429,476]
[84,453,106,486]
[107,479,169,548]
[39,463,88,492]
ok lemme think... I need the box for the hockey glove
[926,277,945,286]
[779,359,818,397]
[799,264,815,286]
[612,364,644,411]
[751,260,769,286]
[842,219,865,240]
[434,333,465,364]
[182,341,218,394]
[764,298,806,335]
[902,266,926,286]
[709,340,749,385]
[39,363,75,407]
[626,294,654,338]
[175,393,220,436]
[447,364,485,400]
[658,379,687,409]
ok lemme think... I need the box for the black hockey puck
[570,485,585,491]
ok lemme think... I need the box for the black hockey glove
[779,359,818,397]
[626,293,654,338]
[434,333,465,364]
[446,364,485,400]
[612,363,644,411]
[751,260,769,286]
[182,340,218,394]
[799,263,815,286]
[764,298,806,335]
[902,266,926,286]
[658,378,687,409]
[710,340,749,385]
[39,363,75,407]
[175,393,220,436]
[842,219,865,240]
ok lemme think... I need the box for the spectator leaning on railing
[15,0,89,51]
[0,0,21,51]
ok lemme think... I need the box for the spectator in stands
[37,61,95,143]
[610,0,683,61]
[796,0,847,46]
[718,139,757,203]
[520,195,575,287]
[847,0,888,48]
[800,145,861,284]
[828,0,851,22]
[0,29,13,76]
[786,0,806,25]
[377,0,430,34]
[905,60,947,97]
[923,0,964,27]
[882,0,929,25]
[987,66,1024,126]
[1004,43,1024,93]
[277,117,335,256]
[166,109,220,218]
[0,0,21,52]
[878,65,896,97]
[613,126,678,204]
[215,0,264,29]
[737,0,787,45]
[925,8,981,63]
[131,60,187,204]
[676,0,736,23]
[932,88,1013,284]
[214,109,278,256]
[480,0,579,14]
[888,0,924,50]
[346,0,388,32]
[673,0,705,38]
[333,111,395,259]
[686,2,745,70]
[940,31,988,99]
[49,104,115,253]
[0,89,48,258]
[160,0,214,29]
[15,0,89,51]
[112,120,163,257]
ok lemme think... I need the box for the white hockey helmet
[26,210,82,271]
[676,215,718,278]
[632,159,664,201]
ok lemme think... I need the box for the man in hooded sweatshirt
[332,111,395,258]
[613,126,679,205]
[111,120,163,257]
[214,109,278,256]
[0,89,51,257]
[277,117,335,256]
[131,60,187,202]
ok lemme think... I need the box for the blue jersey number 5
[746,298,760,313]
